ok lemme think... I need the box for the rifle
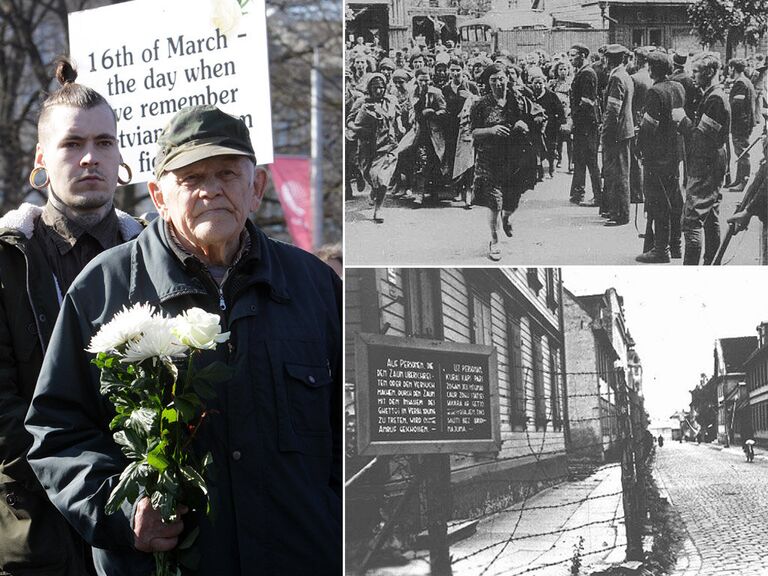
[711,131,767,265]
[724,122,764,185]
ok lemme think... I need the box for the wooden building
[744,323,768,447]
[347,0,460,52]
[707,336,758,446]
[345,268,568,555]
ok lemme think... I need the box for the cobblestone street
[655,441,768,575]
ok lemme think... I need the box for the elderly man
[0,57,142,576]
[25,105,342,576]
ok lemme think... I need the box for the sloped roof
[718,336,759,373]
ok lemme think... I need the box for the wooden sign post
[355,334,501,575]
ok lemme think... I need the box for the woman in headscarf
[348,73,401,222]
[470,62,544,260]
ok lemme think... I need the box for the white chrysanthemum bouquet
[88,303,233,576]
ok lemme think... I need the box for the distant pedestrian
[658,434,664,448]
[744,438,756,462]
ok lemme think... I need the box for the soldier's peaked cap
[570,43,590,56]
[605,44,628,55]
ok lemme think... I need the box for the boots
[636,217,670,263]
[635,248,670,263]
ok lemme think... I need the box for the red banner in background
[269,155,313,251]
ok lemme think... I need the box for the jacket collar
[129,218,291,306]
[0,202,143,242]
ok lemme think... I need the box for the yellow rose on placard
[173,308,230,350]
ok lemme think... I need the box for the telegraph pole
[310,46,324,249]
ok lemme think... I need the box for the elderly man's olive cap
[154,105,256,177]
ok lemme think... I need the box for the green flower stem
[154,550,170,576]
[176,352,197,463]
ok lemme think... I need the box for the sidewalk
[361,463,628,576]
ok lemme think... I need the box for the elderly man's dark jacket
[25,218,342,576]
[0,203,142,576]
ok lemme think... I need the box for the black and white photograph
[344,1,767,265]
[345,266,768,575]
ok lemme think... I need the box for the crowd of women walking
[345,38,767,262]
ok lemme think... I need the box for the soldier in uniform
[725,58,757,192]
[673,52,731,265]
[568,43,602,206]
[670,52,699,120]
[669,52,698,185]
[601,44,635,226]
[636,51,686,263]
[727,130,767,264]
[631,47,654,204]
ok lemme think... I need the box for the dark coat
[669,69,700,121]
[679,84,731,225]
[0,204,142,576]
[729,75,756,135]
[412,85,448,161]
[601,65,635,145]
[534,87,565,145]
[571,63,600,135]
[25,219,343,576]
[638,78,686,168]
[631,68,654,127]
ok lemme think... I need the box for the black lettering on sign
[367,345,492,442]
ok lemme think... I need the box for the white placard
[68,0,273,184]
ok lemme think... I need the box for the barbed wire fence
[346,366,652,576]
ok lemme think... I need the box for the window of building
[404,269,441,338]
[533,332,547,429]
[508,312,526,428]
[550,342,562,430]
[526,268,543,295]
[545,269,558,311]
[470,290,492,346]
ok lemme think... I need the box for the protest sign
[68,0,273,183]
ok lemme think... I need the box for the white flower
[209,0,242,34]
[122,317,188,363]
[88,303,157,354]
[172,308,230,350]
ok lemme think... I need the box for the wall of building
[345,268,568,537]
[747,350,768,444]
[546,0,603,28]
[563,292,603,466]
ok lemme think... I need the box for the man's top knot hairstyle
[38,56,115,134]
